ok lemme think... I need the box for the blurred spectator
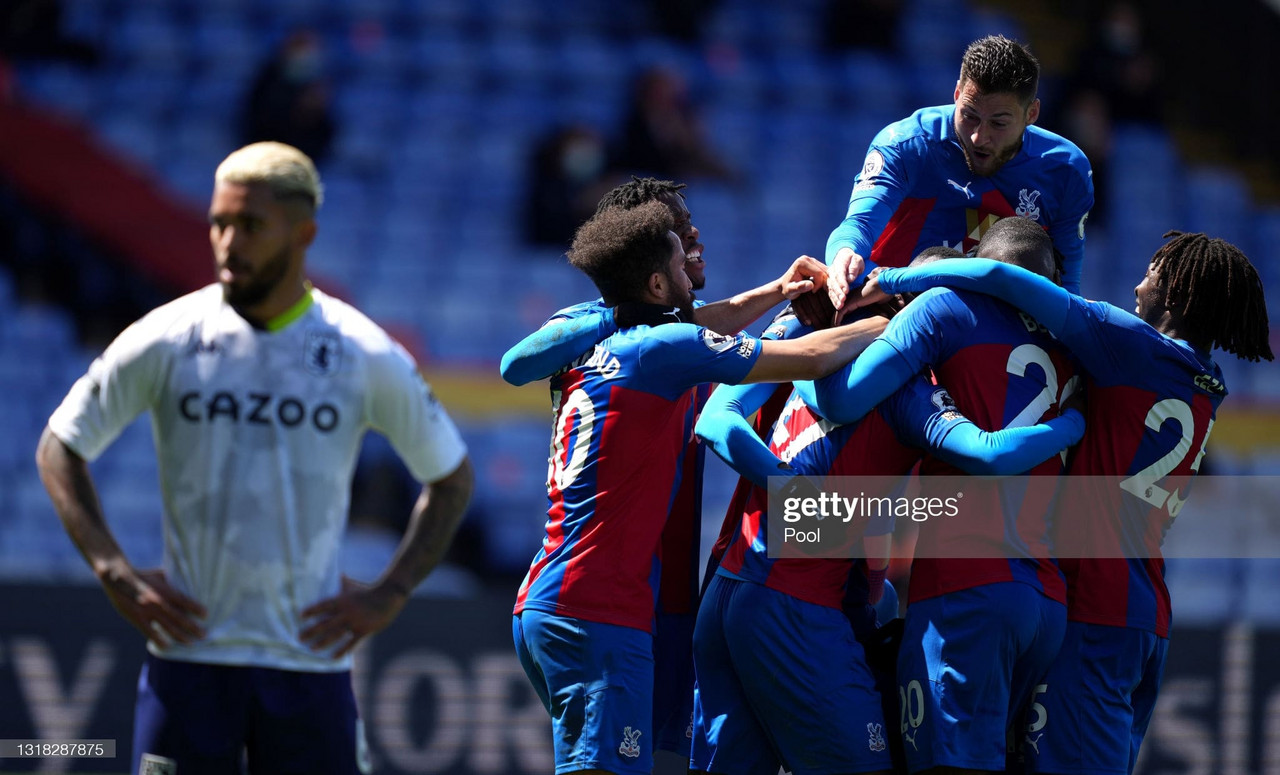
[612,66,739,183]
[524,123,617,247]
[1059,88,1113,228]
[823,0,904,53]
[239,29,337,166]
[1071,3,1164,125]
[0,0,98,65]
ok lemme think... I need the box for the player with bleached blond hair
[37,141,474,774]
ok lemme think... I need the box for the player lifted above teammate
[827,34,1094,315]
[36,142,474,774]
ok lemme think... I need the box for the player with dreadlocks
[848,228,1272,774]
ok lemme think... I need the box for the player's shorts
[691,574,892,775]
[132,653,367,775]
[513,610,655,775]
[652,610,696,757]
[1021,621,1167,775]
[896,581,1066,774]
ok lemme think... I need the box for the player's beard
[664,268,696,321]
[221,244,291,310]
[960,137,1021,177]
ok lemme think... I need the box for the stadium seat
[835,51,913,122]
[1183,166,1255,255]
[113,7,189,74]
[766,52,834,111]
[898,0,972,68]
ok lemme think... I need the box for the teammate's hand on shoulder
[98,562,207,648]
[300,575,409,658]
[613,302,690,329]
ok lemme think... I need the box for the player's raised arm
[695,311,808,487]
[500,311,618,386]
[739,314,888,384]
[690,255,828,335]
[877,258,1073,333]
[825,138,918,310]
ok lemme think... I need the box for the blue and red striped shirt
[515,322,760,632]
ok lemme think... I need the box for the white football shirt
[48,285,467,671]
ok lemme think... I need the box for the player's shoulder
[891,286,980,334]
[873,105,952,149]
[622,322,753,362]
[613,320,701,351]
[1024,125,1092,180]
[118,284,222,352]
[310,288,402,355]
[549,298,606,323]
[905,285,967,313]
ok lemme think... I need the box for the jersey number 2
[1119,397,1212,518]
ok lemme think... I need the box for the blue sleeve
[883,377,1085,475]
[694,314,809,488]
[696,384,791,489]
[877,259,1134,380]
[879,259,1072,334]
[635,324,762,391]
[1046,156,1094,296]
[791,338,919,425]
[826,136,926,274]
[499,308,618,386]
[933,411,1084,475]
[825,198,896,279]
[792,294,954,424]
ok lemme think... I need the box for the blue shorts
[132,654,365,775]
[1021,621,1167,775]
[652,610,696,756]
[513,611,655,775]
[897,582,1066,774]
[692,574,892,775]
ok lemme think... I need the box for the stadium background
[1,0,1278,772]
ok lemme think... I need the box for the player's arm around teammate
[500,254,832,386]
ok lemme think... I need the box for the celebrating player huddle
[503,35,1273,775]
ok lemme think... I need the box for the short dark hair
[911,245,964,266]
[569,200,676,305]
[1152,231,1273,362]
[595,176,687,215]
[975,216,1055,280]
[959,35,1039,106]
